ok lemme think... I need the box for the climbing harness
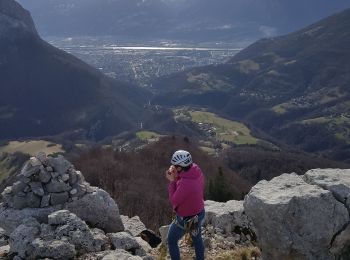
[173,214,200,237]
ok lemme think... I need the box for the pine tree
[208,167,233,202]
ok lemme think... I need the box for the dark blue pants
[167,209,205,260]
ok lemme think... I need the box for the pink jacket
[168,163,205,217]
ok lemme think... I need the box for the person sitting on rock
[165,150,205,260]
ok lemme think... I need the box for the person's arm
[168,179,188,210]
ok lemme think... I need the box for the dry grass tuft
[209,246,261,260]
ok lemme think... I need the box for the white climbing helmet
[171,150,193,167]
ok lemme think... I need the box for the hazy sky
[16,0,350,40]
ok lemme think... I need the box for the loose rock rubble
[0,153,155,260]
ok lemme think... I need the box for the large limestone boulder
[303,169,350,206]
[205,200,251,234]
[244,172,350,260]
[66,189,124,233]
[0,153,124,234]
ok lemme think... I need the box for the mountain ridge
[0,0,150,140]
[152,8,350,161]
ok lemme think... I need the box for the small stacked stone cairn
[1,152,92,209]
[0,153,156,260]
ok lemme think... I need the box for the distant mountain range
[16,0,350,40]
[152,8,350,162]
[0,0,150,140]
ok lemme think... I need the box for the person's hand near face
[166,165,177,182]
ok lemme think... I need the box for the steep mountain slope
[0,0,150,140]
[17,0,350,40]
[152,8,350,161]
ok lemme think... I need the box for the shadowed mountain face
[152,8,350,161]
[0,0,150,140]
[16,0,350,40]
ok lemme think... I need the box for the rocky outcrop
[244,170,350,260]
[0,153,124,234]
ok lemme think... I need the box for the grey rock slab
[50,172,60,179]
[16,191,26,197]
[0,245,10,257]
[17,174,31,184]
[39,168,51,183]
[13,192,41,209]
[11,181,27,194]
[121,215,147,237]
[65,188,124,233]
[135,237,152,254]
[9,218,41,258]
[102,249,143,260]
[71,183,87,198]
[0,227,8,247]
[76,171,85,184]
[331,223,350,257]
[1,193,13,208]
[47,155,72,175]
[61,174,70,182]
[45,180,71,193]
[204,200,250,234]
[0,206,60,235]
[48,210,78,226]
[29,157,42,167]
[2,187,12,195]
[36,152,48,164]
[48,210,103,253]
[303,168,350,204]
[91,228,110,251]
[68,169,78,185]
[30,182,45,197]
[31,238,76,260]
[107,232,141,251]
[39,223,55,241]
[80,250,142,260]
[50,192,69,206]
[23,165,41,177]
[158,225,169,244]
[40,195,51,208]
[244,173,349,260]
[85,183,96,193]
